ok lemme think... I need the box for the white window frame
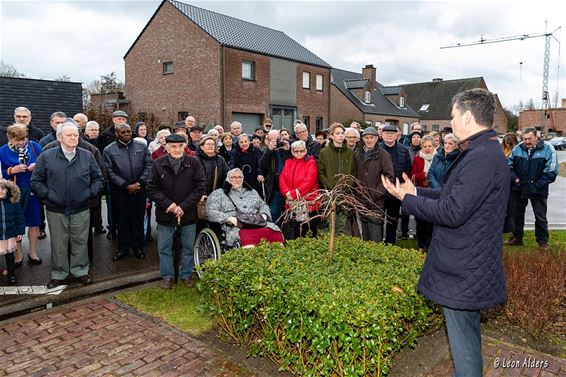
[302,72,310,89]
[399,96,405,107]
[364,90,371,104]
[315,74,323,91]
[242,60,255,80]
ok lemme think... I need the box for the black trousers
[513,194,549,244]
[383,198,401,245]
[113,189,146,252]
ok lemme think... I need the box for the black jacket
[147,155,206,226]
[30,147,104,216]
[379,141,412,180]
[195,149,229,195]
[229,145,262,193]
[43,138,108,181]
[258,147,291,204]
[103,140,152,190]
[97,125,116,154]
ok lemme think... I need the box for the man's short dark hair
[452,88,495,128]
[522,127,537,136]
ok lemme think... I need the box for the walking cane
[261,182,267,203]
[173,214,181,284]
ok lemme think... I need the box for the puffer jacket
[196,149,229,195]
[0,180,25,240]
[147,154,205,226]
[379,141,412,180]
[355,145,394,212]
[508,139,558,198]
[205,181,281,247]
[103,140,152,190]
[427,149,460,189]
[279,156,320,212]
[318,142,356,190]
[31,147,104,216]
[402,129,509,310]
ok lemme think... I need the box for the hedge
[198,236,441,376]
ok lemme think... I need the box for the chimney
[432,78,443,83]
[362,64,376,88]
[562,98,566,108]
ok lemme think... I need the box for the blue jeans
[269,191,284,224]
[157,223,196,280]
[443,307,483,377]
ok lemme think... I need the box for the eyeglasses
[230,176,244,179]
[346,136,358,139]
[293,149,306,153]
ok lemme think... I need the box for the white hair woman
[205,168,283,248]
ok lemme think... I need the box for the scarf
[419,150,436,174]
[9,142,29,165]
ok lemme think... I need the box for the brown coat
[355,145,394,212]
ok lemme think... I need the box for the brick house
[518,99,566,136]
[124,0,331,133]
[331,65,420,132]
[401,77,508,134]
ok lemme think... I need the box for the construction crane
[441,25,561,129]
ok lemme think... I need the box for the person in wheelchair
[205,168,283,248]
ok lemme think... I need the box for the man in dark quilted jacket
[382,88,508,377]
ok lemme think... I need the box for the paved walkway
[0,297,564,377]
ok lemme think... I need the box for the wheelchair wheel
[194,227,221,277]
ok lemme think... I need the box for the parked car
[549,136,566,150]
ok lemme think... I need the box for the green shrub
[198,235,441,376]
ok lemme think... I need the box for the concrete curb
[0,270,161,318]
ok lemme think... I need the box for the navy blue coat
[508,139,558,198]
[0,185,25,240]
[402,129,509,310]
[379,142,412,180]
[427,149,460,189]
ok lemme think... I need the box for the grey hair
[345,127,360,140]
[294,123,307,133]
[420,135,435,146]
[443,133,458,143]
[14,107,31,116]
[291,140,306,151]
[56,122,79,139]
[74,113,88,122]
[156,129,171,139]
[238,133,250,142]
[226,168,243,181]
[50,111,67,121]
[85,120,99,129]
[230,121,242,130]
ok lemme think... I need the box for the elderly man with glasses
[293,123,320,160]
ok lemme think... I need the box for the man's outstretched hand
[381,172,416,201]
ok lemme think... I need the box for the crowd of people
[0,101,559,292]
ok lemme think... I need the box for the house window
[399,96,405,107]
[242,61,255,80]
[316,117,323,131]
[432,124,440,131]
[316,74,323,91]
[302,72,310,89]
[419,104,430,112]
[364,90,371,104]
[163,61,173,75]
[303,116,310,127]
[178,111,188,121]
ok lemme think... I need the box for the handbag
[226,193,267,228]
[198,165,218,220]
[289,198,309,223]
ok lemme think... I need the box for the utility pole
[441,25,561,130]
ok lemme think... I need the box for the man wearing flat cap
[355,127,394,243]
[188,124,204,151]
[147,134,206,290]
[379,125,412,244]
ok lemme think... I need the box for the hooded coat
[0,179,25,240]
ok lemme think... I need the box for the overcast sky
[1,0,564,111]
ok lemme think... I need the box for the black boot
[5,253,17,285]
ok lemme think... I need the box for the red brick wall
[330,85,363,124]
[519,109,566,134]
[223,48,270,123]
[125,2,221,127]
[296,63,330,132]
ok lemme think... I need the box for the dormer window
[399,96,405,107]
[419,104,430,112]
[364,90,371,104]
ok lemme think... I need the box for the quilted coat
[402,129,509,310]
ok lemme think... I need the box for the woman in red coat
[411,135,437,252]
[279,140,320,239]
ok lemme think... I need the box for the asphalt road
[525,150,565,229]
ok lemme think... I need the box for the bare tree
[54,74,71,82]
[279,174,386,262]
[0,61,26,78]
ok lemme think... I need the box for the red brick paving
[0,299,257,376]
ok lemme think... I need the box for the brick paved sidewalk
[0,297,564,377]
[0,299,261,377]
